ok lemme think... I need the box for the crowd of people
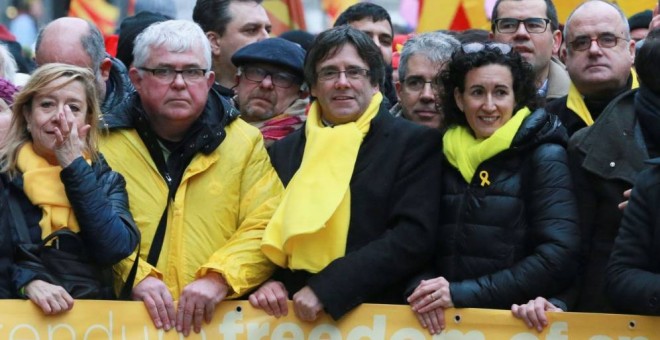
[0,0,659,337]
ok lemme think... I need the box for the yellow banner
[0,300,657,339]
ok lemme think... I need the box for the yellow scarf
[17,142,81,239]
[567,68,639,126]
[262,92,383,273]
[443,107,531,183]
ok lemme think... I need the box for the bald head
[35,17,109,100]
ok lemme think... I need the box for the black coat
[3,155,139,294]
[606,157,660,315]
[435,109,579,309]
[567,89,649,312]
[268,105,443,319]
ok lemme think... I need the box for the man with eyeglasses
[231,38,309,147]
[99,20,283,337]
[248,26,442,322]
[391,32,460,130]
[546,0,637,136]
[512,0,640,329]
[490,0,569,101]
[193,0,272,99]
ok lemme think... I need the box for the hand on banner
[25,279,74,315]
[249,280,289,318]
[176,272,228,337]
[293,286,324,322]
[511,296,563,332]
[407,276,454,334]
[132,276,176,331]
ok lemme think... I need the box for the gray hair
[133,20,212,70]
[564,0,631,45]
[0,43,17,82]
[398,32,461,81]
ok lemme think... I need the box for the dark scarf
[635,86,660,158]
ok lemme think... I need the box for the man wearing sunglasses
[490,0,569,102]
[231,38,309,147]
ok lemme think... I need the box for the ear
[628,39,636,62]
[395,81,402,98]
[128,67,142,92]
[206,70,216,88]
[454,87,464,112]
[206,31,222,57]
[488,31,495,40]
[560,43,567,61]
[552,29,562,55]
[99,58,112,82]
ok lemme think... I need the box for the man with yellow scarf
[248,26,443,322]
[545,0,638,136]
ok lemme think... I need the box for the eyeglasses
[241,66,300,88]
[494,18,551,34]
[402,76,437,92]
[568,33,628,51]
[317,68,370,81]
[139,67,208,83]
[461,42,513,55]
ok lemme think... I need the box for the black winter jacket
[437,109,580,309]
[3,155,139,295]
[606,158,660,315]
[100,56,134,116]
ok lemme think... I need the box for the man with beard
[490,0,570,102]
[391,32,460,130]
[231,38,309,147]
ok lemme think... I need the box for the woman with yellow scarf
[407,43,579,334]
[0,64,139,314]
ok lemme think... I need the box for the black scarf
[635,86,660,158]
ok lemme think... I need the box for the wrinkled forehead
[567,3,627,38]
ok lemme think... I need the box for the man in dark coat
[248,26,443,322]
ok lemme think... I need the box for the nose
[260,74,274,89]
[334,71,350,89]
[513,21,530,37]
[171,72,187,88]
[483,95,496,112]
[587,38,603,55]
[258,28,269,40]
[420,82,435,100]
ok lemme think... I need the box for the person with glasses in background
[99,20,283,337]
[545,0,637,137]
[407,42,579,335]
[249,26,443,323]
[391,32,460,130]
[490,0,570,102]
[231,38,309,147]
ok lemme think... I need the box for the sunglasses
[461,42,513,55]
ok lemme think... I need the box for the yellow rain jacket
[100,109,283,299]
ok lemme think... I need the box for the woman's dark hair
[438,43,539,127]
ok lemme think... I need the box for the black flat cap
[231,37,306,79]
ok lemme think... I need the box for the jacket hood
[512,108,567,151]
[100,56,134,116]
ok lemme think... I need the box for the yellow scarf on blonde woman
[17,142,80,238]
[567,69,639,126]
[262,92,383,273]
[443,107,531,183]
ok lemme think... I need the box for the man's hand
[25,279,74,315]
[618,188,632,210]
[511,297,563,332]
[249,280,289,318]
[132,276,176,331]
[292,286,324,322]
[176,272,228,336]
[408,277,454,313]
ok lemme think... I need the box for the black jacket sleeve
[60,156,139,265]
[606,166,660,315]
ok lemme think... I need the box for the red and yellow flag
[264,0,307,35]
[68,0,119,35]
[322,0,358,25]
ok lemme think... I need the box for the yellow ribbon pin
[479,170,491,187]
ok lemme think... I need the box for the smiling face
[454,64,515,139]
[311,44,379,125]
[26,78,88,163]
